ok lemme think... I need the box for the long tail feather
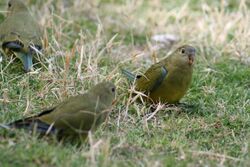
[0,124,11,130]
[121,69,136,82]
[19,53,33,72]
[8,119,57,135]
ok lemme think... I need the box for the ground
[0,0,249,166]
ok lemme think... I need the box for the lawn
[0,0,249,166]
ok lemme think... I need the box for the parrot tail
[7,118,58,135]
[0,124,11,130]
[121,69,136,82]
[19,53,33,72]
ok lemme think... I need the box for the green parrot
[122,45,196,104]
[5,82,116,141]
[0,0,43,72]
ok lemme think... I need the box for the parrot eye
[111,87,115,93]
[8,2,12,8]
[181,48,185,54]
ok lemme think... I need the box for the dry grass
[0,0,250,166]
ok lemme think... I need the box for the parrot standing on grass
[3,82,116,141]
[0,0,43,72]
[122,45,196,104]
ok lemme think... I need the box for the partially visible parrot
[122,45,196,104]
[0,0,43,72]
[3,82,116,141]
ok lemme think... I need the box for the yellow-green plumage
[0,0,42,72]
[123,45,196,104]
[8,82,116,140]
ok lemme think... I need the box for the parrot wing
[47,110,97,134]
[136,64,168,93]
[4,107,96,137]
[2,41,24,52]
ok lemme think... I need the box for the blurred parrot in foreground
[3,82,116,141]
[122,45,196,104]
[0,0,43,72]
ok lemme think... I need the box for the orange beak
[188,55,194,65]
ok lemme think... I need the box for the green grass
[0,0,250,167]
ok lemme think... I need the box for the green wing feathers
[136,65,168,92]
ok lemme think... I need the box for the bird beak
[188,55,194,65]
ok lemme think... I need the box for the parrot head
[90,81,116,107]
[173,45,196,66]
[7,0,28,15]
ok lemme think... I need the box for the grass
[0,0,250,166]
